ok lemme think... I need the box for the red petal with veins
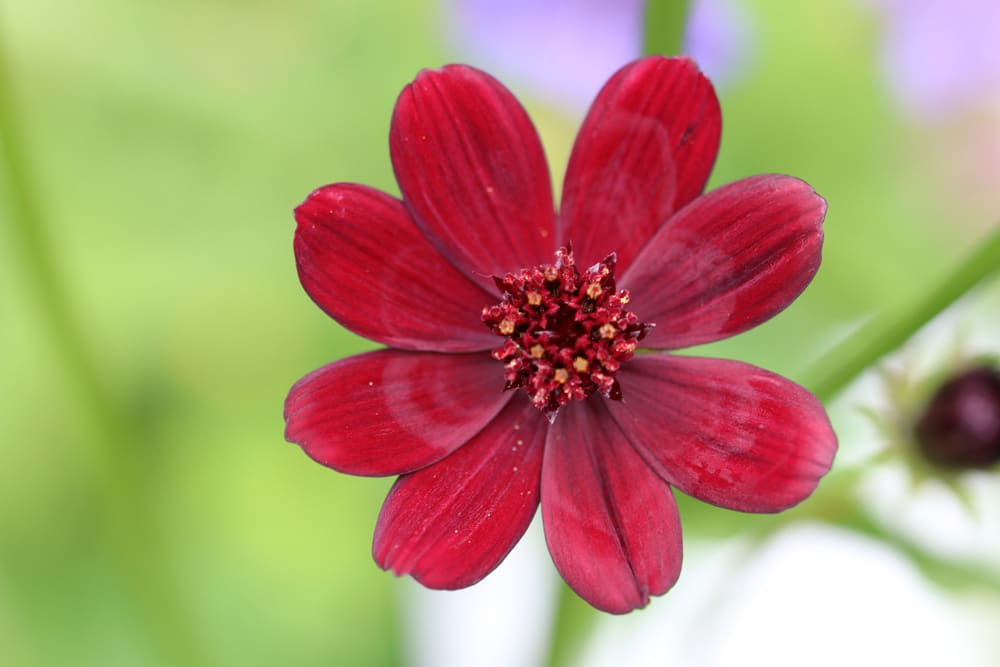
[294,183,497,352]
[542,398,683,614]
[622,174,826,350]
[608,354,837,513]
[284,350,510,476]
[559,56,721,271]
[391,64,556,287]
[373,397,545,588]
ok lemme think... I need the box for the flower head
[285,56,837,613]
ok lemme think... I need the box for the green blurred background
[1,0,996,665]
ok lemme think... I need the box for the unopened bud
[913,366,1000,469]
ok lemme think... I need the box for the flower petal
[373,397,546,588]
[622,175,826,349]
[284,350,510,476]
[294,183,498,352]
[542,398,683,614]
[558,56,721,271]
[608,354,837,513]
[391,64,556,286]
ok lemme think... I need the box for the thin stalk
[802,226,1000,403]
[642,0,691,56]
[747,468,1000,594]
[546,584,601,667]
[0,33,207,666]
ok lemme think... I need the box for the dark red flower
[285,56,838,613]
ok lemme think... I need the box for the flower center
[482,247,649,417]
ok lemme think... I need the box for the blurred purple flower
[443,0,752,111]
[871,0,1000,118]
[683,0,750,88]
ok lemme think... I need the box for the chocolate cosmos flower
[285,56,838,613]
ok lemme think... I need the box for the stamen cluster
[482,247,649,416]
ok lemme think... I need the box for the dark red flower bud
[914,366,1000,469]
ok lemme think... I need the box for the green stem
[546,584,601,667]
[749,471,1000,594]
[847,510,1000,594]
[642,0,691,56]
[802,226,1000,403]
[0,34,206,667]
[0,52,117,437]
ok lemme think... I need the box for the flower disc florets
[482,247,649,416]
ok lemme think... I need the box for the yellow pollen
[599,323,616,339]
[526,291,542,306]
[499,319,516,335]
[553,368,570,384]
[586,283,602,299]
[619,292,630,304]
[572,357,589,373]
[529,344,545,358]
